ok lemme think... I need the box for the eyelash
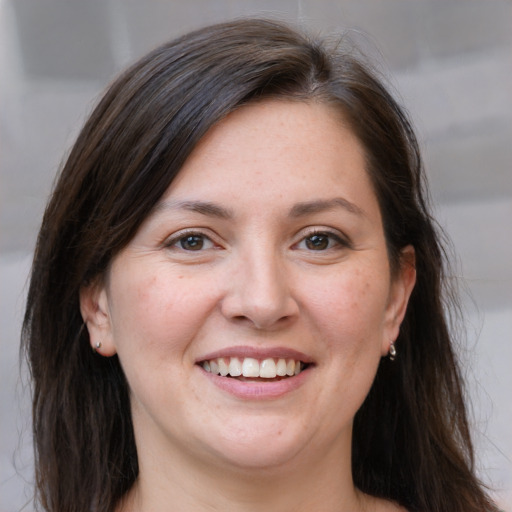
[164,229,351,253]
[164,230,217,252]
[294,229,351,252]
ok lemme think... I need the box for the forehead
[132,99,387,251]
[193,99,357,161]
[165,100,374,206]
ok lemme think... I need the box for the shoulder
[365,495,409,512]
[381,502,409,512]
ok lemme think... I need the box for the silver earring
[389,342,396,361]
[93,341,102,352]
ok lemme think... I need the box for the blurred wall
[1,1,511,510]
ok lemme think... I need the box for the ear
[79,278,117,357]
[381,245,416,356]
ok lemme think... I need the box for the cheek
[303,265,389,355]
[107,264,212,360]
[296,266,390,435]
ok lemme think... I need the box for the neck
[119,432,367,512]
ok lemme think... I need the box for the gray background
[1,0,511,510]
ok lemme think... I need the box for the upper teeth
[202,357,303,378]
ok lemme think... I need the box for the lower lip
[199,366,311,399]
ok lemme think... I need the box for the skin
[81,100,415,512]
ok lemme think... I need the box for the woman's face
[82,100,415,475]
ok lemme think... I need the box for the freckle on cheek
[349,300,359,313]
[135,276,158,302]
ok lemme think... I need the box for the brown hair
[22,18,498,512]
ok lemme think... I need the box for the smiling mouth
[199,357,309,380]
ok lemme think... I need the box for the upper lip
[196,345,314,364]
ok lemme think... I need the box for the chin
[196,415,315,472]
[215,443,303,473]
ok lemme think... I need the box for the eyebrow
[152,200,233,219]
[152,197,365,220]
[289,198,366,218]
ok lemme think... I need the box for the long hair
[22,18,498,512]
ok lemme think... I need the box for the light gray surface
[1,1,511,510]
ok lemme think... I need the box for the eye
[296,231,348,251]
[304,233,330,250]
[166,232,216,251]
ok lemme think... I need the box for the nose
[220,250,299,330]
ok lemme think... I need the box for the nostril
[231,315,252,325]
[220,283,299,330]
[231,313,295,330]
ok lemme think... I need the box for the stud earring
[93,341,102,352]
[389,342,397,361]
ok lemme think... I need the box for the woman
[22,18,499,512]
